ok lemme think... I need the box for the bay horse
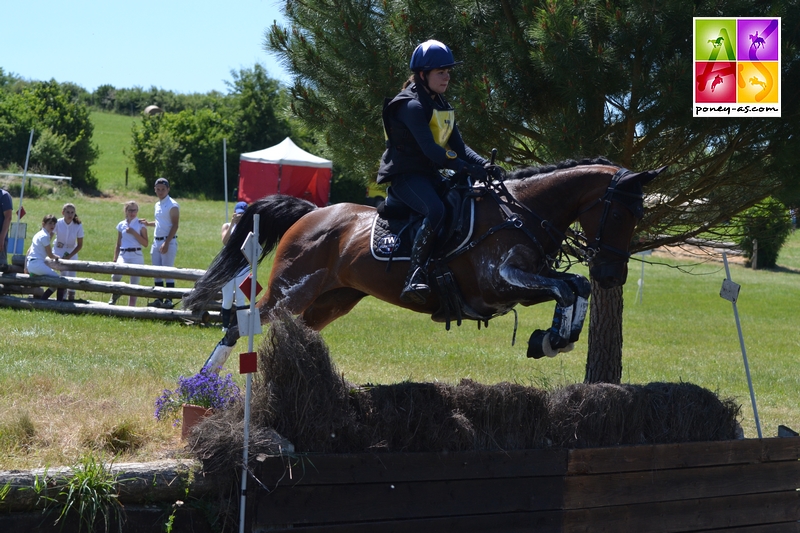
[185,158,664,368]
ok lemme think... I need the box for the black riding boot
[400,221,436,305]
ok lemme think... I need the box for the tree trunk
[585,279,624,384]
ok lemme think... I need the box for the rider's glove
[484,163,505,181]
[464,163,488,181]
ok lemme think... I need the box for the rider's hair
[402,72,425,90]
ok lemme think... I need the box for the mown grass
[2,197,798,468]
[90,111,146,194]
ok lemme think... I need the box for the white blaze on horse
[184,158,664,369]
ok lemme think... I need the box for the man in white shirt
[140,178,179,308]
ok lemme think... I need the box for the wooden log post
[47,259,206,281]
[0,273,190,300]
[0,295,210,323]
[0,460,216,513]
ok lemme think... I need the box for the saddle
[370,179,476,262]
[370,178,490,329]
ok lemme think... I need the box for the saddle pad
[370,216,414,261]
[369,199,476,262]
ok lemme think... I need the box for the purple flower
[154,367,241,424]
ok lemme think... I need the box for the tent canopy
[238,138,332,207]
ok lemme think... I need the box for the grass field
[0,113,797,469]
[90,111,146,194]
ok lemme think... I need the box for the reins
[451,166,642,273]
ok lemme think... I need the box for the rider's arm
[447,126,488,167]
[398,100,486,172]
[397,99,458,169]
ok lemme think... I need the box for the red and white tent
[238,138,332,207]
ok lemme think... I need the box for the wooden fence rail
[0,273,191,300]
[47,258,207,281]
[0,260,220,323]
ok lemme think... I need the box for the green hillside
[90,111,145,193]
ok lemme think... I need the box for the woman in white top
[109,201,148,306]
[26,214,60,299]
[53,203,84,300]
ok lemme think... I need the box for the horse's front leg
[494,245,576,308]
[526,274,591,359]
[203,313,245,370]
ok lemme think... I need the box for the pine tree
[267,0,800,382]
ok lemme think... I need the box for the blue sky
[2,0,291,95]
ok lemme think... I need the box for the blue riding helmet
[409,40,462,72]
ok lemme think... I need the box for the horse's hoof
[527,330,548,359]
[559,342,575,354]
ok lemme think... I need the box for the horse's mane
[505,157,616,181]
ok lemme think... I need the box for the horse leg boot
[527,304,574,359]
[527,276,591,359]
[203,324,239,372]
[565,276,592,344]
[400,220,436,305]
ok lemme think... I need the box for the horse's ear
[619,165,666,190]
[640,165,668,186]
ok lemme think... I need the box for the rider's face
[424,68,451,94]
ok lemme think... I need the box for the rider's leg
[401,219,436,304]
[390,174,445,305]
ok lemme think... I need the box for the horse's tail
[184,195,318,310]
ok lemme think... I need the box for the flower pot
[181,403,213,439]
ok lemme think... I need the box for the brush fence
[247,436,799,532]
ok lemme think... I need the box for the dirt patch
[651,243,747,266]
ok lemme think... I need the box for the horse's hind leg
[527,274,591,359]
[299,288,368,330]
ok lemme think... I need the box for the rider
[377,39,501,305]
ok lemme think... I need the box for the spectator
[0,187,11,272]
[140,177,179,308]
[53,203,84,301]
[109,201,148,306]
[25,214,60,299]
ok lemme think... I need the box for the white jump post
[720,252,762,438]
[223,138,229,222]
[11,129,34,249]
[635,250,652,304]
[238,214,262,533]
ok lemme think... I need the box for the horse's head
[578,166,666,288]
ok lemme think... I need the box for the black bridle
[446,167,644,273]
[575,168,645,263]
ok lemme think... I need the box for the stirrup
[400,268,430,304]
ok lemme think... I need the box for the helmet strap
[417,71,432,94]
